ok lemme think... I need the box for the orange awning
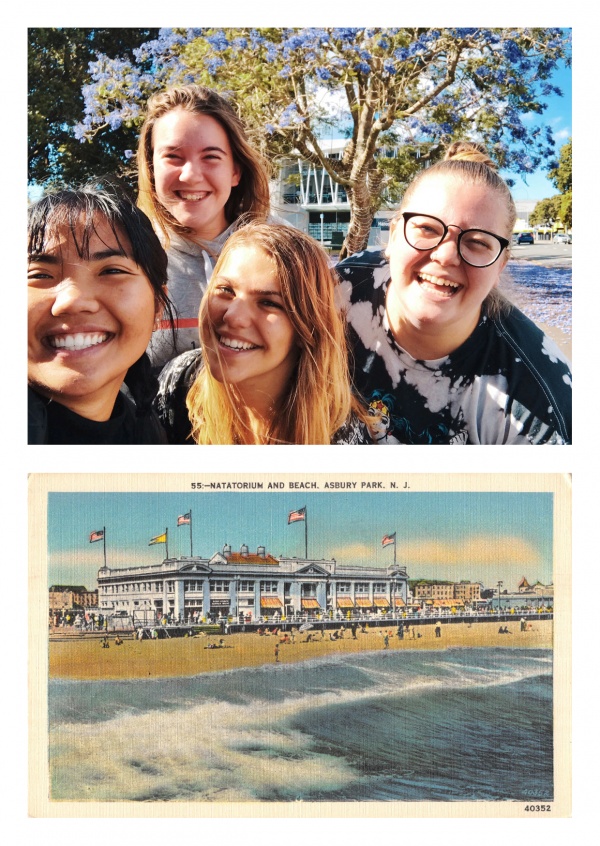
[355,597,372,608]
[374,597,390,608]
[394,598,406,607]
[336,597,354,608]
[261,597,283,608]
[432,599,462,607]
[301,598,320,609]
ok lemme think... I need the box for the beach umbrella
[299,623,314,632]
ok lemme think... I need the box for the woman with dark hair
[337,142,572,444]
[137,85,272,368]
[28,186,174,444]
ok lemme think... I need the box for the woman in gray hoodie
[137,85,271,369]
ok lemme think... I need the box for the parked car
[517,232,534,245]
[553,233,571,244]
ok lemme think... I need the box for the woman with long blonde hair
[155,223,368,444]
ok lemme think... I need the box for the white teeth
[179,192,209,201]
[219,336,258,351]
[48,333,109,351]
[419,273,460,289]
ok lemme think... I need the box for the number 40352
[524,805,551,812]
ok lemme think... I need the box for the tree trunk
[337,171,380,262]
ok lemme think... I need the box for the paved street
[510,241,572,265]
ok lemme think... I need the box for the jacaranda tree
[74,27,570,258]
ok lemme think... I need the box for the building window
[337,582,351,593]
[240,581,255,592]
[260,581,278,593]
[373,582,387,593]
[301,584,317,597]
[355,583,369,594]
[210,580,230,593]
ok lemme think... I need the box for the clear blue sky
[47,490,553,592]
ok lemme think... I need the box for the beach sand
[49,620,552,681]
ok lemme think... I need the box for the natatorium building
[97,544,409,621]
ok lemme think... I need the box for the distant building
[48,585,98,612]
[518,576,553,597]
[271,138,398,247]
[413,581,481,608]
[97,544,409,621]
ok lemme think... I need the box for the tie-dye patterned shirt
[336,250,572,445]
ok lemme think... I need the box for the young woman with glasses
[336,142,572,444]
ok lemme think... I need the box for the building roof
[225,552,279,565]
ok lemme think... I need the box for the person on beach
[336,141,572,444]
[155,222,369,444]
[137,85,271,369]
[28,186,174,445]
[435,621,442,638]
[274,644,280,663]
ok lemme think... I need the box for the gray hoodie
[147,223,236,369]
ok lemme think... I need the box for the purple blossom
[332,28,359,42]
[316,67,332,81]
[206,31,230,52]
[249,30,266,49]
[204,56,225,76]
[355,61,371,75]
[503,40,522,63]
[265,43,279,63]
[124,149,134,159]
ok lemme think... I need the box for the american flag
[288,507,306,524]
[89,529,104,543]
[382,533,396,547]
[177,513,191,526]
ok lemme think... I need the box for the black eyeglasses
[402,212,509,268]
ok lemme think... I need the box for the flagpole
[394,535,396,569]
[189,510,193,558]
[165,527,169,560]
[305,506,308,560]
[103,526,107,568]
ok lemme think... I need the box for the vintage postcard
[29,473,571,818]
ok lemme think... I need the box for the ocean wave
[48,649,553,802]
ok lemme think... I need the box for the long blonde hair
[137,85,271,246]
[187,223,359,444]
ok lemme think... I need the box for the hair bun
[443,141,497,170]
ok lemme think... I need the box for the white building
[97,544,409,622]
[271,139,396,248]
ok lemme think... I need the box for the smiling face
[203,244,299,408]
[152,108,241,241]
[386,174,510,357]
[28,217,158,421]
